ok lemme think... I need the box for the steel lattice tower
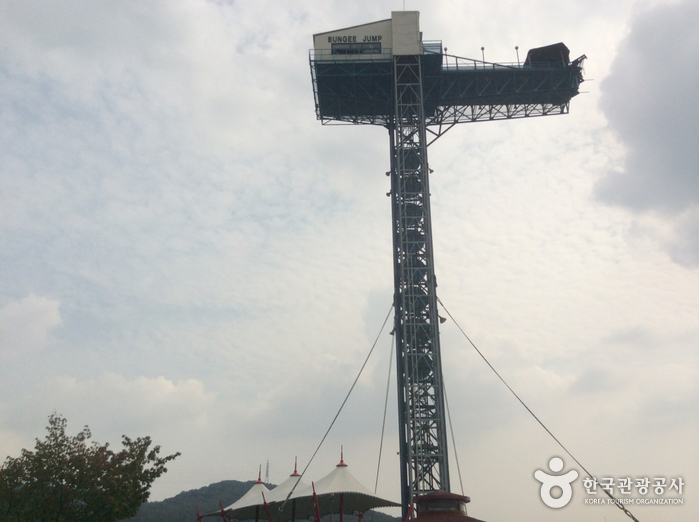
[390,53,450,500]
[310,12,584,519]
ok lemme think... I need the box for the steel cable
[437,297,640,522]
[375,333,395,494]
[273,304,394,522]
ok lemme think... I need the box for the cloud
[48,374,217,433]
[0,373,215,455]
[596,0,699,266]
[0,1,697,519]
[0,294,61,356]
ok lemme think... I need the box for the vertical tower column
[390,54,450,518]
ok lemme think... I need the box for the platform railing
[442,54,572,71]
[311,47,575,71]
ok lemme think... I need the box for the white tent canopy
[292,459,372,497]
[216,457,399,522]
[266,465,308,503]
[217,477,271,520]
[264,465,309,522]
[288,457,399,520]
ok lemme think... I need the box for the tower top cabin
[313,11,424,58]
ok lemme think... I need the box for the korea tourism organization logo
[534,457,685,508]
[534,457,579,508]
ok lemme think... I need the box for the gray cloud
[0,295,61,356]
[1,2,697,520]
[597,0,699,266]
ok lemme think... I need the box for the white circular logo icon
[534,457,579,508]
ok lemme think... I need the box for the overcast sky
[1,1,697,521]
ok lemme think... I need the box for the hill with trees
[123,479,401,522]
[123,479,256,521]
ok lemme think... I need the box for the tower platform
[310,14,584,127]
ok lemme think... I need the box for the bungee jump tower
[309,11,585,521]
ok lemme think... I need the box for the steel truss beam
[390,55,450,519]
[425,101,570,145]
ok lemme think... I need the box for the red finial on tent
[257,465,263,483]
[291,456,300,476]
[337,445,347,467]
[196,505,203,522]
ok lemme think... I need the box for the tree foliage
[0,414,180,522]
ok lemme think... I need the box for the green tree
[0,414,180,522]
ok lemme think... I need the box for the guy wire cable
[273,304,394,522]
[442,379,465,496]
[375,333,395,494]
[437,297,640,522]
